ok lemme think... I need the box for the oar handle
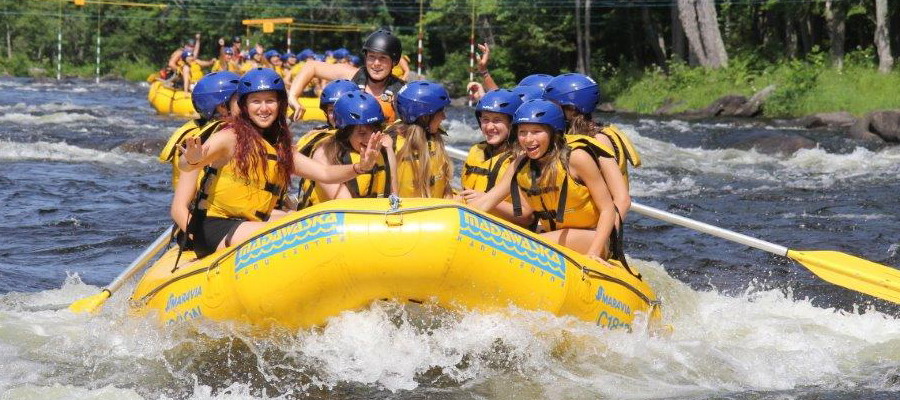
[445,145,468,161]
[630,203,789,257]
[104,226,173,294]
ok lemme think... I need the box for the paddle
[444,145,900,304]
[69,226,174,313]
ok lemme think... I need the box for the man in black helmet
[288,29,406,123]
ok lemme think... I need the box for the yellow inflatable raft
[129,198,662,331]
[147,80,196,117]
[146,80,326,121]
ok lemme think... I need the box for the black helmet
[362,29,401,63]
[232,36,241,44]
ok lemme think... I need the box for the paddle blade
[68,290,111,314]
[787,250,900,304]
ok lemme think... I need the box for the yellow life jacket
[211,59,223,73]
[159,119,226,190]
[274,65,285,79]
[395,134,450,198]
[461,142,512,193]
[189,61,204,82]
[200,138,287,222]
[313,147,391,201]
[239,60,257,74]
[295,128,336,210]
[595,124,641,182]
[510,138,614,232]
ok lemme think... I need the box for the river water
[0,77,898,399]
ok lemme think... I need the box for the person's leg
[217,221,268,251]
[540,228,609,258]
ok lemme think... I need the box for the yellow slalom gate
[129,198,662,331]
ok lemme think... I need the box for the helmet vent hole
[535,112,546,117]
[274,78,282,85]
[350,112,361,120]
[499,102,509,107]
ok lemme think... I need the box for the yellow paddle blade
[68,290,111,314]
[787,250,900,304]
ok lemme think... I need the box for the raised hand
[476,43,491,72]
[358,131,385,171]
[288,97,306,122]
[178,136,206,166]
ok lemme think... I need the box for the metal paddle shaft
[106,226,173,293]
[630,203,789,256]
[69,226,173,313]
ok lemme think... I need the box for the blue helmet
[314,53,326,62]
[264,49,281,61]
[518,74,554,89]
[237,68,285,97]
[475,89,522,120]
[248,48,258,58]
[511,85,544,102]
[325,50,334,57]
[349,55,361,67]
[513,99,566,134]
[298,48,314,60]
[333,91,385,129]
[281,51,295,61]
[542,73,600,114]
[223,47,234,55]
[192,71,241,119]
[333,48,350,60]
[181,50,193,60]
[395,81,451,124]
[320,79,361,108]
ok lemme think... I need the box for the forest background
[2,0,900,118]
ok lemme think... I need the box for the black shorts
[193,216,244,258]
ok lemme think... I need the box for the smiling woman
[175,68,387,258]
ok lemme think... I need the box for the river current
[0,77,898,399]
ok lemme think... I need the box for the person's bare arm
[569,149,616,261]
[593,134,630,219]
[293,132,384,182]
[287,61,358,120]
[310,147,349,200]
[178,129,234,172]
[192,33,200,56]
[167,49,182,72]
[476,43,499,91]
[170,168,200,232]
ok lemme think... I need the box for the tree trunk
[671,1,686,62]
[574,0,585,73]
[5,22,11,59]
[677,0,727,68]
[784,12,798,59]
[798,7,813,56]
[643,7,667,66]
[825,0,847,70]
[875,0,894,73]
[584,0,591,75]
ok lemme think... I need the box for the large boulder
[848,110,900,143]
[718,130,817,155]
[795,111,857,129]
[117,137,166,155]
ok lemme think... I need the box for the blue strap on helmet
[320,79,361,107]
[333,92,385,129]
[395,81,451,124]
[511,85,544,103]
[542,73,601,114]
[518,74,554,89]
[237,68,285,97]
[475,89,522,120]
[512,99,566,134]
[192,71,241,119]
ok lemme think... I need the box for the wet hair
[511,123,569,190]
[386,116,452,198]
[226,90,294,190]
[563,106,603,137]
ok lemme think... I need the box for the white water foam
[0,112,98,125]
[618,123,900,196]
[0,141,153,164]
[0,262,897,399]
